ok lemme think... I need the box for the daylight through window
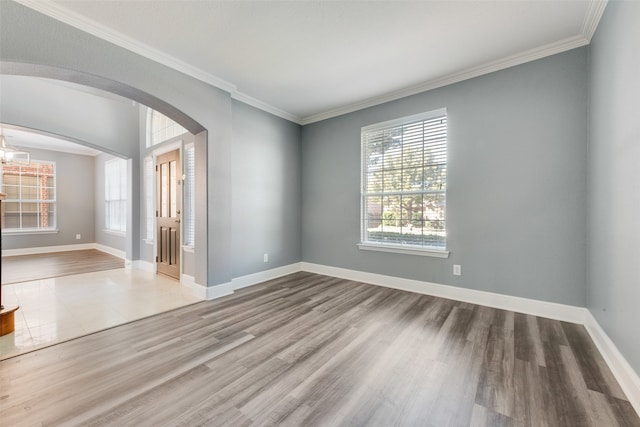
[0,161,56,231]
[361,109,447,250]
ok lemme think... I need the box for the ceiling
[17,0,606,124]
[1,126,102,157]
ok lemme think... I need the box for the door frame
[150,139,184,281]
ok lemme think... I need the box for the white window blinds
[105,158,127,232]
[183,145,195,246]
[361,109,447,250]
[144,157,154,240]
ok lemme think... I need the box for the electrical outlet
[263,253,269,263]
[453,264,461,276]
[75,234,81,240]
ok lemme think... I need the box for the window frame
[0,160,58,234]
[358,109,449,258]
[182,143,195,249]
[104,157,127,234]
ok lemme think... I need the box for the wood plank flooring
[0,272,638,426]
[1,249,124,284]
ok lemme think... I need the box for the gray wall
[587,0,640,373]
[94,153,126,252]
[302,48,588,306]
[232,100,302,277]
[0,75,139,159]
[2,147,96,250]
[0,1,229,285]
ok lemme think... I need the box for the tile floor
[0,268,203,360]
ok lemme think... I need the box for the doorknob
[173,219,180,223]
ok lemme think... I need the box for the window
[360,109,447,255]
[144,157,154,241]
[105,158,127,233]
[147,109,187,147]
[0,161,56,231]
[183,144,195,247]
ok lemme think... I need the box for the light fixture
[0,129,30,164]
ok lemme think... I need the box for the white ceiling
[1,126,102,157]
[18,0,606,124]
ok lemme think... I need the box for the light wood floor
[0,272,638,426]
[1,249,124,284]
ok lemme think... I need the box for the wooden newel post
[0,192,20,336]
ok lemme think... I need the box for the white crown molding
[300,34,590,125]
[582,0,609,41]
[14,0,302,125]
[16,0,607,127]
[231,92,301,124]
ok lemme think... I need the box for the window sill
[2,228,59,236]
[182,245,195,253]
[103,229,126,237]
[357,243,450,258]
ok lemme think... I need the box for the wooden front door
[156,150,181,279]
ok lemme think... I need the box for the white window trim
[357,243,449,258]
[360,108,448,255]
[2,228,59,236]
[104,157,127,233]
[0,160,57,232]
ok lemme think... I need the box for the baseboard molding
[300,262,586,323]
[584,311,640,415]
[206,282,234,300]
[232,262,303,291]
[2,243,96,257]
[94,244,126,260]
[299,262,639,415]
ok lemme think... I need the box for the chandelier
[0,129,30,164]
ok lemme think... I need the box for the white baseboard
[2,243,96,257]
[300,262,586,324]
[584,311,640,415]
[198,262,303,301]
[206,282,234,300]
[3,242,127,262]
[94,244,126,260]
[232,262,302,291]
[180,273,206,299]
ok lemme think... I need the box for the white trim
[357,243,450,259]
[581,1,609,41]
[1,228,59,236]
[300,262,586,323]
[1,242,96,257]
[15,0,606,127]
[133,260,155,273]
[230,92,300,124]
[206,282,234,300]
[232,263,303,291]
[94,243,126,260]
[300,35,590,125]
[584,311,640,415]
[13,0,300,124]
[102,229,126,237]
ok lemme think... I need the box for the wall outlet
[453,264,462,276]
[263,253,269,263]
[75,234,81,240]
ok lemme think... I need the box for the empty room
[0,0,638,425]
